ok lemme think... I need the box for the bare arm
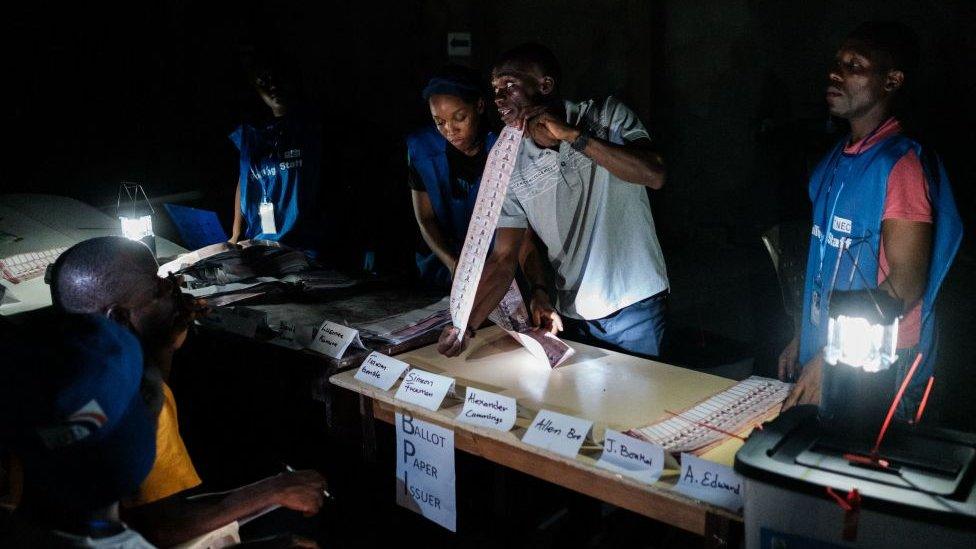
[519,229,563,333]
[878,218,932,309]
[782,218,932,406]
[531,113,666,189]
[411,190,458,275]
[229,181,244,244]
[437,227,526,356]
[123,470,326,547]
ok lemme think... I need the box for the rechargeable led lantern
[824,289,901,372]
[117,182,156,255]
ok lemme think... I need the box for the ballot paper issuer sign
[396,412,456,531]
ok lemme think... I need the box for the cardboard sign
[457,387,517,431]
[354,351,410,391]
[308,320,362,359]
[521,409,592,458]
[674,453,744,512]
[396,412,456,531]
[393,368,455,411]
[595,429,664,485]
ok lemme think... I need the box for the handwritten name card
[457,387,516,431]
[308,320,363,359]
[673,453,744,512]
[595,429,664,485]
[354,352,409,391]
[521,409,592,458]
[393,368,455,411]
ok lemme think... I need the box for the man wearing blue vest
[229,53,323,258]
[781,22,963,419]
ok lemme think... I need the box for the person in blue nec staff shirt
[229,52,323,258]
[780,22,963,419]
[406,66,499,287]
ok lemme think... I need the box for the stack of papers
[359,298,452,345]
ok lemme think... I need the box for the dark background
[3,0,974,429]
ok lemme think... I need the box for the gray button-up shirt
[498,96,669,320]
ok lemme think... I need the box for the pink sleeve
[883,150,933,223]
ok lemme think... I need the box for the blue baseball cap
[0,314,156,511]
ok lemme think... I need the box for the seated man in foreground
[49,236,328,547]
[0,314,157,548]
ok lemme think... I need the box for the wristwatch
[530,283,548,296]
[570,130,590,152]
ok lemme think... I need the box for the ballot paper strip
[522,409,593,458]
[396,412,456,532]
[456,386,517,431]
[489,281,575,368]
[673,453,744,512]
[450,125,523,338]
[0,246,68,284]
[393,368,455,411]
[628,376,791,455]
[595,429,664,485]
[308,320,365,359]
[354,351,409,391]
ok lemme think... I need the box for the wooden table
[331,326,760,545]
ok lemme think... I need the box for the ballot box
[735,406,976,548]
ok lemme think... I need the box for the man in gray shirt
[439,43,669,359]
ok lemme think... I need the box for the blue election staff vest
[798,132,963,390]
[230,109,322,255]
[406,126,497,285]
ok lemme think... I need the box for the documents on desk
[0,246,67,284]
[488,282,575,368]
[627,376,791,455]
[358,297,452,345]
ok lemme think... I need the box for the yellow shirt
[127,382,202,506]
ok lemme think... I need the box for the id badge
[811,290,821,326]
[259,201,277,235]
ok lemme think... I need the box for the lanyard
[814,123,886,286]
[250,121,285,202]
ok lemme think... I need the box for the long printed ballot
[450,126,523,337]
[628,376,791,454]
[673,453,744,512]
[396,412,456,531]
[447,125,574,368]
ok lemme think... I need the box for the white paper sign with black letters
[393,368,455,411]
[673,453,744,512]
[308,320,363,359]
[456,387,517,431]
[521,409,592,458]
[395,412,456,531]
[595,429,664,485]
[354,352,409,391]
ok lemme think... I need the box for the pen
[284,463,333,500]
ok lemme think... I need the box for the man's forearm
[577,136,665,189]
[124,484,278,547]
[466,251,520,331]
[417,216,458,273]
[230,182,244,242]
